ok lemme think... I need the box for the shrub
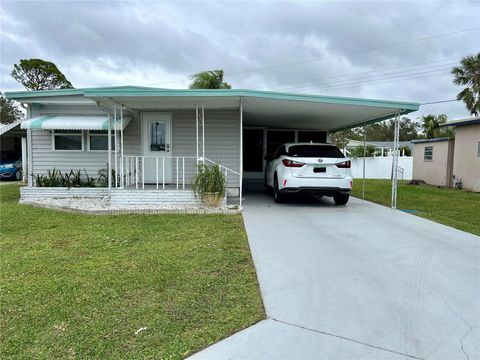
[192,164,226,201]
[33,169,106,188]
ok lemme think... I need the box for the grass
[351,179,480,236]
[0,184,264,359]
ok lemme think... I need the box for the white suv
[265,143,353,204]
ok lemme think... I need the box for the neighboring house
[346,139,412,156]
[412,138,455,187]
[440,117,480,192]
[411,116,480,192]
[5,86,419,207]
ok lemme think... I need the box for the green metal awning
[20,115,131,130]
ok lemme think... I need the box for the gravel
[21,196,240,213]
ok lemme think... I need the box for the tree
[330,129,360,149]
[399,145,411,156]
[363,117,420,141]
[421,114,450,139]
[0,92,23,124]
[189,70,231,89]
[11,58,74,91]
[451,52,480,116]
[349,145,380,158]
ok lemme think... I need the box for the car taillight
[282,159,304,167]
[336,160,351,168]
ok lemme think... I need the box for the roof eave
[5,87,420,113]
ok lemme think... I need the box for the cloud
[0,0,478,119]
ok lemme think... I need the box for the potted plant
[192,164,226,207]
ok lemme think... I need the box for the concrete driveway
[190,192,480,360]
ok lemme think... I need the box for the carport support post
[114,106,118,188]
[195,105,199,165]
[27,128,33,187]
[108,113,112,190]
[239,97,243,208]
[120,105,124,188]
[362,123,367,199]
[391,113,400,209]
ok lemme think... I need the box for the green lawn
[351,179,480,236]
[0,184,264,359]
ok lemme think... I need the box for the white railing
[120,156,241,206]
[122,156,196,190]
[203,157,240,188]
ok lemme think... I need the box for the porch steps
[110,189,197,206]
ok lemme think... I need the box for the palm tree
[451,53,480,116]
[189,70,231,89]
[421,114,447,139]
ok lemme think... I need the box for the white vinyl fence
[350,156,413,180]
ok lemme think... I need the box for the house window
[53,130,83,151]
[424,146,433,161]
[88,130,115,151]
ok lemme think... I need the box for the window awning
[20,115,131,130]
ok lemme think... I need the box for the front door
[142,113,172,183]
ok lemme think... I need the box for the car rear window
[288,145,345,158]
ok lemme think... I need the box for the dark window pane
[243,129,264,172]
[90,136,108,150]
[150,122,166,151]
[424,146,433,161]
[89,133,115,150]
[288,145,344,158]
[297,131,327,143]
[267,131,295,159]
[54,134,82,150]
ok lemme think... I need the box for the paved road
[190,192,480,360]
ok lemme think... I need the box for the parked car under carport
[0,151,22,181]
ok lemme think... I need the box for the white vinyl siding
[29,105,240,186]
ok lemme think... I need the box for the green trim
[84,88,420,111]
[101,119,109,130]
[5,85,420,111]
[4,86,160,100]
[6,89,85,98]
[27,115,56,129]
[329,112,411,132]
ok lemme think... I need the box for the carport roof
[5,85,420,131]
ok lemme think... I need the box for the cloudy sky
[1,0,479,119]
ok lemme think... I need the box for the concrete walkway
[190,192,480,360]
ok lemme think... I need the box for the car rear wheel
[333,194,349,205]
[264,171,272,194]
[273,175,284,203]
